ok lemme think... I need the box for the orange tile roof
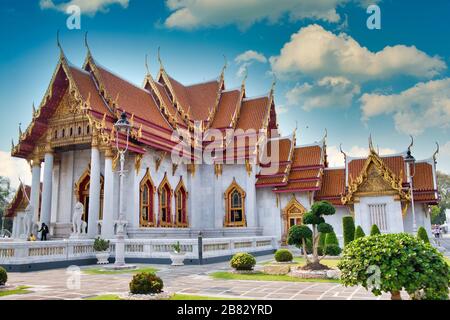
[236,97,269,131]
[289,168,322,180]
[274,180,320,192]
[185,81,220,120]
[292,145,323,168]
[315,169,345,199]
[211,89,241,129]
[96,65,171,130]
[413,162,435,191]
[151,81,185,126]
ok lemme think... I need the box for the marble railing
[0,236,277,265]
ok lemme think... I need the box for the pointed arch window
[224,179,246,227]
[158,173,173,227]
[175,178,188,228]
[140,168,155,227]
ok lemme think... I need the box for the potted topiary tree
[338,233,450,300]
[274,249,293,263]
[169,241,186,266]
[93,237,110,264]
[287,201,336,270]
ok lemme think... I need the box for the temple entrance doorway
[75,168,104,231]
[282,196,307,244]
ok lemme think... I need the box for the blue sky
[1,0,449,186]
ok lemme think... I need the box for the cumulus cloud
[360,78,450,135]
[286,76,360,110]
[0,151,32,189]
[163,0,374,30]
[327,145,396,167]
[39,0,129,15]
[234,50,267,77]
[270,24,446,82]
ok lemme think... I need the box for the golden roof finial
[221,54,228,77]
[241,66,248,88]
[340,143,347,160]
[32,102,36,117]
[84,31,92,58]
[145,53,151,77]
[433,141,439,163]
[56,29,65,58]
[158,46,164,71]
[11,139,14,151]
[407,134,414,154]
[270,74,277,96]
[18,122,22,137]
[368,134,375,153]
[322,128,328,143]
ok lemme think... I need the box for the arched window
[224,178,246,227]
[158,173,173,227]
[175,178,188,228]
[140,168,155,227]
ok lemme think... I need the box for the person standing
[38,223,49,241]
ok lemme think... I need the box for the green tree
[417,226,430,244]
[354,226,365,239]
[288,201,336,269]
[370,224,381,235]
[338,233,449,300]
[342,216,355,247]
[433,171,450,224]
[0,177,14,233]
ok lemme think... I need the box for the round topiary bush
[417,226,430,244]
[338,233,449,300]
[274,249,293,262]
[0,267,7,286]
[129,272,164,295]
[230,252,256,271]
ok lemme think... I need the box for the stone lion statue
[72,202,87,235]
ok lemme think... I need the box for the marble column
[101,149,115,239]
[87,144,101,238]
[30,157,41,223]
[40,151,54,227]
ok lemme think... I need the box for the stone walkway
[0,255,403,300]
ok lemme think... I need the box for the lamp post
[405,149,417,234]
[113,111,131,268]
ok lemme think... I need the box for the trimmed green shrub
[417,227,430,244]
[129,272,163,294]
[93,237,110,252]
[338,233,449,300]
[318,232,327,256]
[342,216,355,247]
[274,249,293,262]
[324,231,342,256]
[354,226,365,239]
[370,224,381,236]
[0,266,7,286]
[230,252,256,271]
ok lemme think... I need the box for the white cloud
[0,151,32,189]
[286,76,360,110]
[360,78,450,135]
[163,0,370,30]
[327,145,396,167]
[270,24,446,82]
[40,0,129,15]
[234,50,267,77]
[235,50,267,64]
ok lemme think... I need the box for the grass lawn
[210,271,340,283]
[85,294,242,300]
[82,266,158,275]
[260,257,340,268]
[0,286,32,297]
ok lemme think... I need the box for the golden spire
[18,123,22,137]
[433,141,439,163]
[220,54,228,80]
[158,46,164,71]
[407,134,414,154]
[368,134,375,153]
[270,74,277,97]
[56,29,64,57]
[340,143,347,160]
[11,139,14,151]
[84,31,93,59]
[145,53,151,77]
[32,102,36,117]
[241,66,248,89]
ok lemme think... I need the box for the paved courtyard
[1,255,404,300]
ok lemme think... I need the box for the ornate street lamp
[112,111,132,268]
[405,137,417,234]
